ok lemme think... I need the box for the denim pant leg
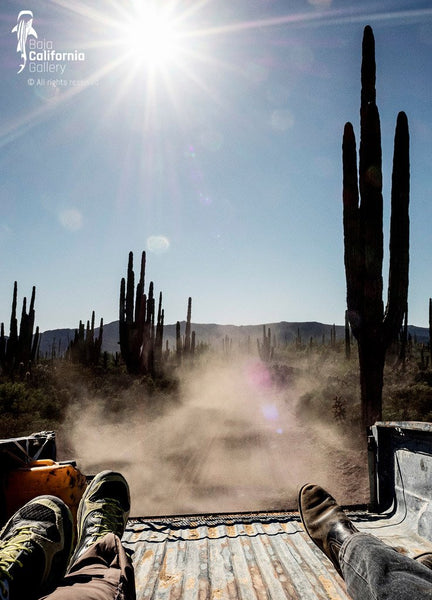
[339,532,432,600]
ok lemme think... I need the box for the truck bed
[122,505,432,600]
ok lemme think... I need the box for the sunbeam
[4,0,431,151]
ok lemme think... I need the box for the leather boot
[298,483,359,576]
[414,553,432,570]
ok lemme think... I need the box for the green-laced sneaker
[69,470,130,568]
[0,495,73,600]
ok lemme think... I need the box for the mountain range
[37,321,430,357]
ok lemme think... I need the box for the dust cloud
[60,356,368,517]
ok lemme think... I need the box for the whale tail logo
[12,10,38,74]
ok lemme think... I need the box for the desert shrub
[384,383,432,422]
[414,370,432,387]
[0,381,62,438]
[296,383,360,428]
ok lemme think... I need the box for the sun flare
[120,7,183,69]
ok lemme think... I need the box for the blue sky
[1,0,432,332]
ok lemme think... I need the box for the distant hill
[37,321,430,357]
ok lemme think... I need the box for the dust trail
[61,356,368,516]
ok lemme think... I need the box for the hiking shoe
[0,495,73,599]
[69,470,130,567]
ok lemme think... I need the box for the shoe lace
[88,500,124,540]
[0,526,34,580]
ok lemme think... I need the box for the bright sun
[121,7,182,69]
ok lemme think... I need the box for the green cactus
[119,251,164,375]
[154,292,164,370]
[429,298,432,361]
[257,325,274,362]
[295,328,302,350]
[4,282,19,371]
[222,335,232,356]
[184,297,192,355]
[1,283,39,377]
[174,299,196,364]
[67,312,103,366]
[343,26,410,429]
[176,320,182,365]
[330,324,336,348]
[0,323,5,366]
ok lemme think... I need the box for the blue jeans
[340,532,432,599]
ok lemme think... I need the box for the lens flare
[147,235,170,254]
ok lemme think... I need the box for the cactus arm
[384,111,410,343]
[360,25,376,109]
[126,251,134,324]
[343,122,362,337]
[359,27,384,327]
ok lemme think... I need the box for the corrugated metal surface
[123,507,432,599]
[123,511,351,599]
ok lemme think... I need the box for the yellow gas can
[4,459,87,524]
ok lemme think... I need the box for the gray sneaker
[0,495,73,599]
[69,470,130,568]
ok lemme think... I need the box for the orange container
[4,459,87,525]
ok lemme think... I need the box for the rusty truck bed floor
[122,507,432,600]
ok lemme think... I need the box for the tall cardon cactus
[175,297,196,365]
[257,325,273,362]
[343,26,410,429]
[0,282,39,377]
[119,251,164,375]
[429,298,432,361]
[67,311,103,366]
